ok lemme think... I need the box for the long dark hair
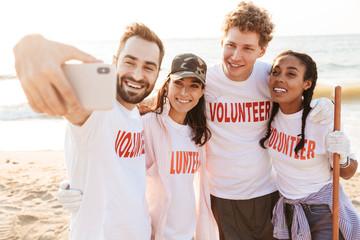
[140,76,211,146]
[259,50,318,156]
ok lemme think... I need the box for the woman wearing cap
[141,53,218,240]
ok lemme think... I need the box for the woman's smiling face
[167,77,205,124]
[269,55,312,114]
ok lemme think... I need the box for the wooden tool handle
[332,86,341,240]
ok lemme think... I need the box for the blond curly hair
[222,1,275,48]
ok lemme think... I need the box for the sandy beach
[0,151,70,240]
[0,151,359,240]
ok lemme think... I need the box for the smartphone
[62,63,116,110]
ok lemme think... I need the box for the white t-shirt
[268,109,333,199]
[163,116,199,240]
[205,61,277,200]
[65,102,151,240]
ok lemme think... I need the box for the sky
[2,0,360,42]
[1,0,360,74]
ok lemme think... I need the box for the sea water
[0,35,359,163]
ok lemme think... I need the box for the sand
[0,151,359,240]
[0,151,69,240]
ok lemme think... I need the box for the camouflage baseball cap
[169,53,207,86]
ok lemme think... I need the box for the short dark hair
[116,22,165,69]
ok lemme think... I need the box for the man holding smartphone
[14,4,334,239]
[13,22,164,239]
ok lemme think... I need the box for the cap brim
[170,71,206,86]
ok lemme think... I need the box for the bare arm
[64,109,93,126]
[13,34,101,117]
[340,158,358,180]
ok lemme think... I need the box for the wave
[0,74,17,80]
[0,103,61,121]
[314,83,360,103]
[320,62,360,70]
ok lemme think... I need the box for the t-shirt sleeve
[66,111,102,148]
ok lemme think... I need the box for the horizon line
[66,33,360,42]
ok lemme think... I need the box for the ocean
[0,35,359,164]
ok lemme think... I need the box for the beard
[116,74,155,104]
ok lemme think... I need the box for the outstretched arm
[13,34,100,124]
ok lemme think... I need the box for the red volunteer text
[170,151,200,174]
[115,130,145,158]
[209,101,271,123]
[269,126,316,160]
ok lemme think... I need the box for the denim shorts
[285,203,345,240]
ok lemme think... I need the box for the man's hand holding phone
[13,34,102,116]
[62,63,116,110]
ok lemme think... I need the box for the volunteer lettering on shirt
[170,151,200,174]
[115,130,145,158]
[209,101,271,123]
[269,126,316,160]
